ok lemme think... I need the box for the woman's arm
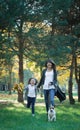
[37,69,46,88]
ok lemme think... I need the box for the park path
[0,94,45,106]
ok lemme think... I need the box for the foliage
[13,82,24,93]
[0,0,80,99]
[24,69,34,86]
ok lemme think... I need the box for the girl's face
[30,79,35,86]
[47,62,53,69]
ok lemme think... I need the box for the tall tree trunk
[40,66,43,97]
[18,40,24,102]
[74,55,80,101]
[78,74,80,102]
[68,54,75,104]
[8,70,12,94]
[19,45,24,83]
[51,1,56,35]
[18,20,24,102]
[8,65,13,94]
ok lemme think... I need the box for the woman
[37,59,57,113]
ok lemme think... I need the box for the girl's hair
[45,59,56,70]
[28,78,38,85]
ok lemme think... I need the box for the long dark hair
[45,59,56,70]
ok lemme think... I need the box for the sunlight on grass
[0,103,80,130]
[0,93,80,130]
[6,107,15,110]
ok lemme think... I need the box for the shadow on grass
[0,100,80,130]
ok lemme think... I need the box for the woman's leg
[44,90,49,112]
[49,89,55,106]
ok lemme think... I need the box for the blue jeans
[27,96,36,114]
[44,89,55,112]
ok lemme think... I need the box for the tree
[74,40,80,102]
[0,0,47,102]
[0,0,80,103]
[50,0,80,104]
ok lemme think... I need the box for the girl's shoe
[32,114,35,116]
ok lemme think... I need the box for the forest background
[0,0,80,104]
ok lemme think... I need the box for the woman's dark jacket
[37,69,66,102]
[37,69,57,88]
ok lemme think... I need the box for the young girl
[26,78,37,116]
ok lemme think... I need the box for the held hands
[48,82,55,89]
[48,82,53,88]
[48,82,53,86]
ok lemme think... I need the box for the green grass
[0,94,80,130]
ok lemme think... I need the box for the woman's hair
[45,59,56,70]
[28,78,38,85]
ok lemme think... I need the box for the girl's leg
[27,97,31,108]
[31,97,36,115]
[49,89,55,106]
[44,90,49,112]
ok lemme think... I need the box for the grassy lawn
[0,92,80,130]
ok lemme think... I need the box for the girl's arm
[24,85,29,95]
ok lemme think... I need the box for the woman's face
[47,62,53,68]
